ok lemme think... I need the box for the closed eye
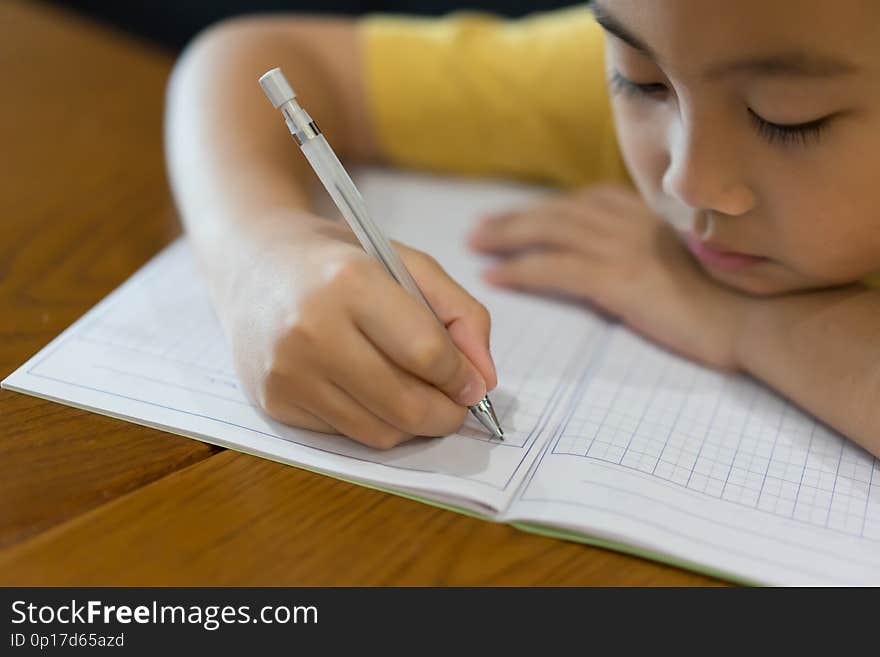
[611,68,833,148]
[748,109,831,147]
[608,70,668,99]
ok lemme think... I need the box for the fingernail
[457,377,486,407]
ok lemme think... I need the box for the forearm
[164,16,374,305]
[737,285,880,457]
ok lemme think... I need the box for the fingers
[259,401,337,434]
[322,324,469,437]
[469,184,651,257]
[262,321,468,446]
[445,317,496,392]
[483,246,637,323]
[400,249,498,391]
[484,250,601,301]
[469,206,610,258]
[347,260,488,407]
[264,376,414,450]
[577,183,646,212]
[242,228,503,450]
[255,248,496,448]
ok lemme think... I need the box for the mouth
[685,235,768,272]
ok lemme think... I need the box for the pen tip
[470,396,505,441]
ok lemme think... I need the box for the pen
[258,67,504,441]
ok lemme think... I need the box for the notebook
[5,168,880,586]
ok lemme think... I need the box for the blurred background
[47,1,581,50]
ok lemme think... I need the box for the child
[164,1,880,457]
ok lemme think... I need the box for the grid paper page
[508,326,880,585]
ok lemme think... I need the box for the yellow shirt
[360,6,879,288]
[361,4,625,189]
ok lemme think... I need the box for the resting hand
[468,184,748,370]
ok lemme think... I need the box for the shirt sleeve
[359,5,627,189]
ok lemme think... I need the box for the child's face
[598,0,880,294]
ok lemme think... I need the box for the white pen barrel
[260,68,503,438]
[299,136,433,311]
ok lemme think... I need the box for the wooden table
[0,0,726,586]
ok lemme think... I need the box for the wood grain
[0,0,219,548]
[0,450,727,585]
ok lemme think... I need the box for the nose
[661,111,756,217]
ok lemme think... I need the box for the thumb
[445,315,497,392]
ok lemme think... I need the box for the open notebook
[5,169,880,586]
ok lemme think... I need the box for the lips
[685,235,767,272]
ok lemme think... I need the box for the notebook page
[2,169,602,514]
[505,325,880,585]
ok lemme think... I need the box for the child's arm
[165,16,384,307]
[469,184,880,458]
[165,16,496,447]
[737,286,880,456]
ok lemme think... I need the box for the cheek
[769,188,880,282]
[765,121,880,282]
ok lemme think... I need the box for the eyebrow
[591,2,655,57]
[590,1,857,80]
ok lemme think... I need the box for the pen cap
[259,68,296,108]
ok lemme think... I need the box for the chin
[700,263,805,297]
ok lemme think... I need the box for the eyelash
[608,70,667,98]
[608,69,831,147]
[747,109,828,147]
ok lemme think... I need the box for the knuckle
[409,336,450,373]
[273,310,323,363]
[282,292,347,354]
[393,392,432,434]
[254,331,321,417]
[420,252,441,270]
[404,248,443,276]
[437,405,469,435]
[326,255,375,295]
[283,313,318,347]
[361,427,410,450]
[408,248,439,268]
[474,300,491,331]
[255,368,290,418]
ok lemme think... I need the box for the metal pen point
[471,396,504,440]
[259,67,505,441]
